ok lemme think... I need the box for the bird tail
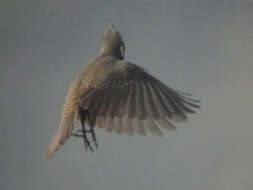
[45,110,79,160]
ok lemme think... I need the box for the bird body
[46,24,200,159]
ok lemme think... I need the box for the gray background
[1,0,253,189]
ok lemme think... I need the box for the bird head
[100,24,125,59]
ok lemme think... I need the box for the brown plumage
[45,24,201,159]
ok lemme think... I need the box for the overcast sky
[1,0,253,190]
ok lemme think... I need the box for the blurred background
[1,0,253,189]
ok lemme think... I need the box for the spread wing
[80,61,200,136]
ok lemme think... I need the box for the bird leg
[90,127,98,150]
[85,111,98,150]
[72,111,98,152]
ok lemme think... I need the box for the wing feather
[134,81,147,119]
[126,82,137,118]
[96,116,105,129]
[154,117,176,130]
[132,117,147,136]
[121,115,134,135]
[114,117,124,134]
[118,84,131,116]
[80,61,200,135]
[147,82,173,118]
[104,116,114,132]
[142,82,160,118]
[155,82,188,122]
[143,118,163,136]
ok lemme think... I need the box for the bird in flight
[45,24,200,159]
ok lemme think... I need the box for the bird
[45,24,201,160]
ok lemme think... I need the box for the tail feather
[45,111,78,160]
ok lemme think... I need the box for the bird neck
[99,44,125,60]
